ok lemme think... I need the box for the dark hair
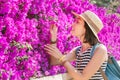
[83,21,100,46]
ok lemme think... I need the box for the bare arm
[50,46,79,65]
[45,43,108,80]
[65,46,80,62]
[63,44,108,80]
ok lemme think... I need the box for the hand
[44,44,63,60]
[50,23,58,42]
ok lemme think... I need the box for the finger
[50,24,54,33]
[46,50,53,54]
[50,23,55,29]
[45,47,62,59]
[46,51,54,56]
[44,47,59,57]
[44,47,52,51]
[45,46,61,57]
[45,44,51,47]
[44,48,54,54]
[45,45,60,53]
[45,49,58,58]
[53,24,58,31]
[50,24,53,30]
[56,26,58,31]
[45,45,53,50]
[44,47,55,53]
[45,44,55,50]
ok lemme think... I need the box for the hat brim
[71,11,99,41]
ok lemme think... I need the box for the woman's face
[71,16,86,38]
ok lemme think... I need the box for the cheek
[72,26,81,36]
[76,26,86,35]
[71,23,86,35]
[76,26,82,32]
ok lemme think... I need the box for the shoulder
[94,44,108,60]
[95,44,107,52]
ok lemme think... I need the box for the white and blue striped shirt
[75,46,107,80]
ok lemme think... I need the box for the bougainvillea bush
[0,0,120,80]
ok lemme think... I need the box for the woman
[44,10,108,80]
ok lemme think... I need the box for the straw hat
[72,10,103,40]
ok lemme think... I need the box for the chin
[71,31,78,37]
[71,33,77,37]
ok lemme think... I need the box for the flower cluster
[117,5,120,14]
[0,0,120,79]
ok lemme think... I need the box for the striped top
[75,46,107,80]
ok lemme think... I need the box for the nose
[71,22,75,27]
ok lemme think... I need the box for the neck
[81,42,91,52]
[82,43,91,47]
[77,35,91,51]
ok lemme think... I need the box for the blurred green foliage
[90,0,120,13]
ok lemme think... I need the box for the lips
[70,29,74,34]
[71,28,74,31]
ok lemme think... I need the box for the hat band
[81,13,100,34]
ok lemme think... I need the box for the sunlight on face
[71,17,86,38]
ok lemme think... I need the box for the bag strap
[91,43,108,80]
[99,68,108,80]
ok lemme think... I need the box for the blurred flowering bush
[90,0,120,13]
[0,0,120,80]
